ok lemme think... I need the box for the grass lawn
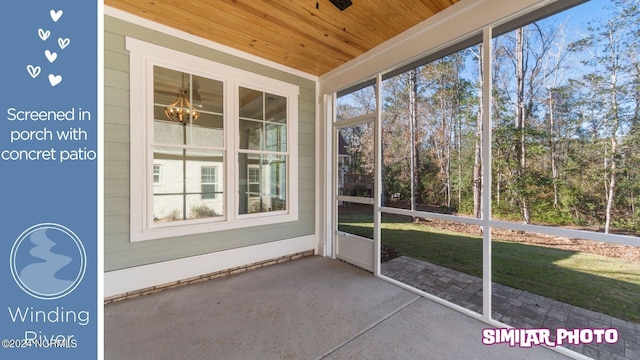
[338,214,640,323]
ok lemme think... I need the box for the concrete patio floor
[382,256,640,360]
[104,256,571,359]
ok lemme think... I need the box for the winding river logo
[10,223,86,300]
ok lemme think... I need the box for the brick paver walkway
[382,256,640,360]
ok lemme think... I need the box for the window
[201,166,218,200]
[127,38,298,241]
[238,87,288,214]
[152,66,225,222]
[153,164,162,184]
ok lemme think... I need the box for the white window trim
[127,37,299,242]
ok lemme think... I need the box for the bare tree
[472,44,483,219]
[514,27,531,223]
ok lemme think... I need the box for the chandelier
[164,75,199,123]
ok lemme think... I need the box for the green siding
[104,15,316,271]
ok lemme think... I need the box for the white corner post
[482,26,493,322]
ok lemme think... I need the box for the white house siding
[104,14,316,272]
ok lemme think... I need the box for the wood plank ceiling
[106,0,460,76]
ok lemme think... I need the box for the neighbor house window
[201,166,218,200]
[153,164,162,184]
[127,38,299,241]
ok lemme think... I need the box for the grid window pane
[238,154,287,214]
[153,147,224,222]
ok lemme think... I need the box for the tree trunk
[605,138,617,234]
[473,44,483,219]
[548,87,559,208]
[604,26,620,233]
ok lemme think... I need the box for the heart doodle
[49,74,63,87]
[50,9,63,22]
[38,28,50,41]
[58,38,70,50]
[45,50,58,63]
[27,65,41,79]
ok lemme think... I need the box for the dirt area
[417,216,640,262]
[341,202,640,262]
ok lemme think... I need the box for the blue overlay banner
[1,1,98,359]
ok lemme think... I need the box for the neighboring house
[151,120,225,221]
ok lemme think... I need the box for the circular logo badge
[10,223,87,300]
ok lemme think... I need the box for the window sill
[131,212,298,242]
